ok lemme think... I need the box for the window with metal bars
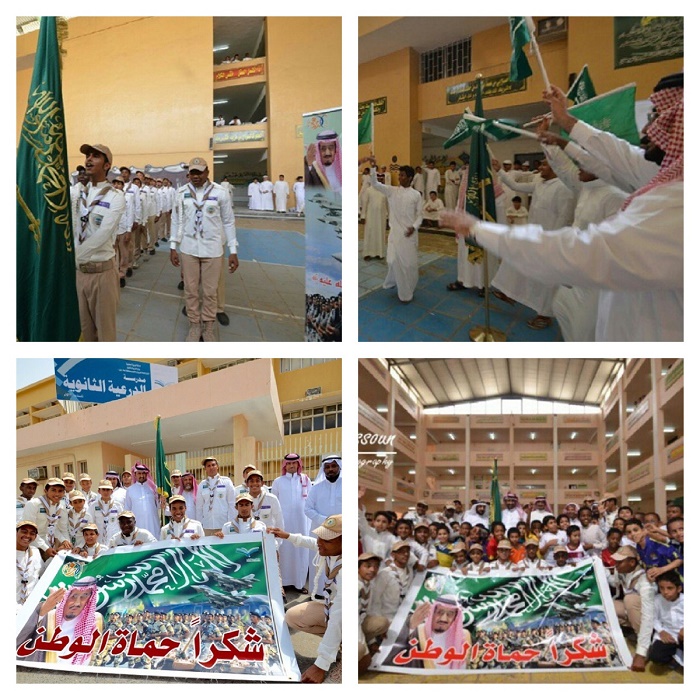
[420,38,471,84]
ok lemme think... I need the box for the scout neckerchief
[40,496,62,548]
[251,491,266,520]
[68,508,88,545]
[118,530,138,545]
[167,517,191,539]
[86,543,105,558]
[187,180,215,237]
[207,475,221,512]
[358,579,371,619]
[323,556,342,621]
[96,498,114,541]
[79,184,112,243]
[227,517,257,534]
[16,549,35,604]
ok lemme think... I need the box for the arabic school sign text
[54,358,178,405]
[371,560,631,675]
[16,534,300,681]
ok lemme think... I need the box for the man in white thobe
[305,456,342,532]
[422,191,444,226]
[124,464,161,539]
[411,166,425,200]
[259,176,274,211]
[490,158,575,328]
[271,453,314,590]
[541,137,627,341]
[443,162,460,210]
[248,179,262,210]
[424,162,441,202]
[293,176,305,214]
[361,185,387,259]
[364,159,423,302]
[273,175,289,213]
[442,74,683,341]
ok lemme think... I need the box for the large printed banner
[372,560,632,675]
[303,107,342,342]
[55,358,178,404]
[16,534,300,681]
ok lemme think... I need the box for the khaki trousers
[217,253,226,313]
[360,615,390,657]
[614,593,641,633]
[133,224,146,260]
[117,233,131,278]
[76,263,119,341]
[146,215,156,250]
[181,252,222,323]
[286,601,327,637]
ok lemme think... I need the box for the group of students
[247,175,305,214]
[358,492,684,674]
[16,453,343,683]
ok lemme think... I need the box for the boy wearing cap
[91,479,123,545]
[108,512,157,547]
[464,543,490,576]
[412,524,438,569]
[75,523,108,560]
[358,552,389,673]
[170,157,239,342]
[216,492,267,536]
[521,541,550,574]
[22,479,71,559]
[268,515,342,683]
[17,478,37,523]
[246,470,284,528]
[607,545,656,672]
[372,541,414,617]
[75,143,125,341]
[66,491,91,550]
[551,545,574,571]
[16,521,42,608]
[161,495,204,541]
[78,473,99,507]
[196,457,236,534]
[490,541,523,574]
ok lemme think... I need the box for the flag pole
[525,17,551,90]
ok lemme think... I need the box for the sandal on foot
[527,315,553,330]
[493,289,515,305]
[446,281,466,291]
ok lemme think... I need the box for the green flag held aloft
[567,65,596,104]
[570,83,639,145]
[358,103,374,145]
[155,416,171,504]
[490,459,502,525]
[17,17,81,342]
[509,17,533,82]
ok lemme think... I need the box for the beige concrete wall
[17,17,214,169]
[265,16,341,206]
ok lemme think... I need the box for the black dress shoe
[182,306,187,317]
[155,242,160,247]
[177,280,184,290]
[149,249,155,255]
[126,268,133,277]
[120,278,126,288]
[216,312,230,326]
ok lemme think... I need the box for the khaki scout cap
[245,470,265,482]
[358,552,382,563]
[98,480,114,490]
[313,514,342,541]
[119,511,136,519]
[17,520,38,532]
[391,541,411,553]
[82,523,99,532]
[80,143,114,165]
[188,157,208,172]
[21,478,37,485]
[62,472,76,481]
[46,478,66,488]
[169,495,186,505]
[69,490,86,502]
[235,492,254,505]
[611,545,639,561]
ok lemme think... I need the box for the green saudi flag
[569,83,639,145]
[358,103,374,145]
[567,65,596,104]
[490,459,502,525]
[465,81,497,225]
[155,416,171,502]
[509,17,533,82]
[17,17,81,341]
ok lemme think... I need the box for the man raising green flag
[17,17,81,341]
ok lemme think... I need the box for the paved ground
[116,215,305,342]
[16,586,340,684]
[358,226,562,342]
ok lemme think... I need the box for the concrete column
[233,414,257,482]
[650,359,666,515]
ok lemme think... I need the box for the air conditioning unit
[306,387,322,397]
[27,466,48,480]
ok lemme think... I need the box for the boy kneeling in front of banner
[268,514,342,683]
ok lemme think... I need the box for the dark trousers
[648,639,680,664]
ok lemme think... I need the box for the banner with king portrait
[371,560,632,675]
[16,534,300,681]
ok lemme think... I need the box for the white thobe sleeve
[473,186,682,291]
[219,187,238,254]
[499,170,536,195]
[570,120,659,192]
[369,167,393,197]
[543,144,583,194]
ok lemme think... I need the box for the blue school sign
[54,358,178,404]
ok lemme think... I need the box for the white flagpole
[460,113,540,140]
[525,16,551,90]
